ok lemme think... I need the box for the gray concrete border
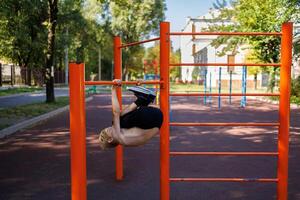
[0,96,93,139]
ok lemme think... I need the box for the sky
[165,0,216,49]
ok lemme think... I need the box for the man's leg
[127,86,156,107]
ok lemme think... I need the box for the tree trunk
[27,68,32,86]
[0,63,2,86]
[45,0,58,103]
[254,73,257,90]
[64,27,69,85]
[268,67,277,93]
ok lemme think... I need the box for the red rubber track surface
[0,94,299,200]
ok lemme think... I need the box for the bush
[291,76,300,97]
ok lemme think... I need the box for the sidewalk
[0,88,69,108]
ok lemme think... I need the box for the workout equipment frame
[163,22,292,200]
[69,35,161,200]
[69,22,292,200]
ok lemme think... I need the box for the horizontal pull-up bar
[170,178,278,182]
[169,93,280,97]
[169,122,280,127]
[85,80,162,86]
[169,32,282,36]
[170,152,278,156]
[170,63,280,67]
[119,37,160,48]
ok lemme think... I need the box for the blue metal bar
[240,66,247,107]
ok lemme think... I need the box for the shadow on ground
[0,94,299,200]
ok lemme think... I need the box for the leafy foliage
[101,0,166,79]
[0,0,48,69]
[208,0,300,91]
[0,0,167,87]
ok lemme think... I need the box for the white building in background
[180,11,300,89]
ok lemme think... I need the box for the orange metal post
[114,36,123,180]
[277,22,293,200]
[160,21,170,200]
[69,62,87,200]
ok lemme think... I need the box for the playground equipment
[203,65,247,108]
[69,22,292,200]
[241,65,248,107]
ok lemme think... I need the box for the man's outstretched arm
[111,83,121,115]
[110,80,126,144]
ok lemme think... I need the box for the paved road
[0,95,299,200]
[0,88,69,108]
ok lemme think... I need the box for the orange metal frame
[170,63,281,66]
[68,22,292,200]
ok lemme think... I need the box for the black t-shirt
[120,106,163,129]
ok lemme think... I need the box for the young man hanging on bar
[98,79,163,149]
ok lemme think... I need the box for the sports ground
[0,94,299,200]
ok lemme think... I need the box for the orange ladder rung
[169,32,282,36]
[170,178,278,182]
[170,152,278,156]
[169,93,280,97]
[85,80,162,85]
[119,37,160,48]
[169,122,280,127]
[169,63,281,67]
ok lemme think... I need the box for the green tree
[102,0,166,80]
[0,0,48,85]
[56,0,114,81]
[208,0,300,92]
[144,42,180,81]
[45,0,59,102]
[170,49,181,81]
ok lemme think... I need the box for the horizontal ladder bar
[170,93,280,97]
[85,80,162,86]
[170,152,278,156]
[170,178,278,182]
[170,63,280,67]
[169,122,280,127]
[169,32,282,36]
[119,37,160,48]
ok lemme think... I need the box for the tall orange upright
[160,22,170,200]
[114,36,123,180]
[277,22,293,200]
[69,62,87,200]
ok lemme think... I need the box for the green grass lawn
[268,96,300,105]
[0,87,43,96]
[0,96,69,130]
[170,82,266,93]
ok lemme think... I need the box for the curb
[0,96,93,139]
